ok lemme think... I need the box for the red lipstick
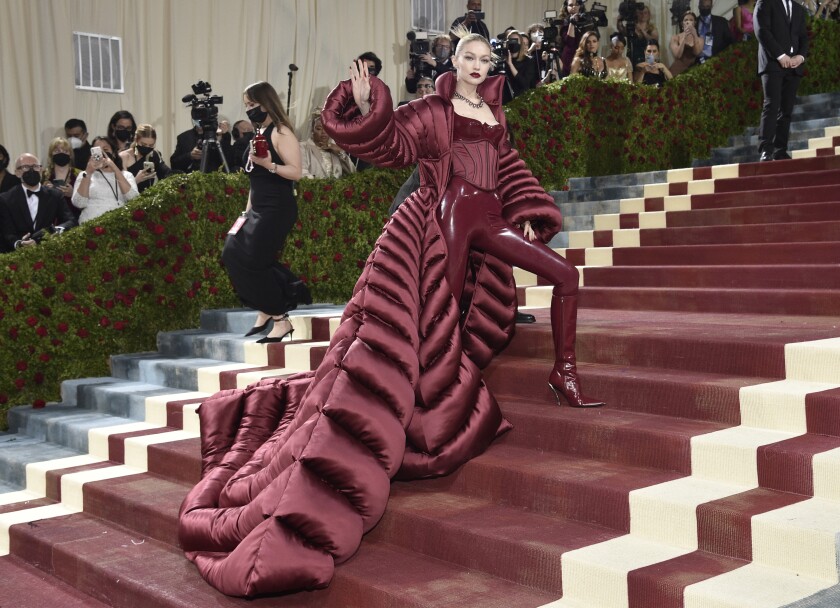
[470,72,481,78]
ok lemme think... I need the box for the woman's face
[610,40,625,56]
[682,14,696,30]
[52,144,71,158]
[567,2,580,16]
[243,94,260,112]
[136,136,156,148]
[93,139,113,156]
[454,40,493,85]
[312,118,329,148]
[585,34,599,54]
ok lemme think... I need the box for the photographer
[503,31,539,104]
[559,0,587,77]
[451,0,490,40]
[406,35,453,94]
[72,137,139,224]
[171,120,232,173]
[618,2,658,71]
[634,39,672,86]
[119,124,172,193]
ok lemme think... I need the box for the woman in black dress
[222,81,304,343]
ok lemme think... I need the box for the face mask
[246,106,269,124]
[435,47,450,60]
[68,137,84,149]
[114,128,132,142]
[53,152,71,167]
[699,6,711,16]
[22,169,41,187]
[136,145,154,156]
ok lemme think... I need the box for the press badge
[228,214,247,235]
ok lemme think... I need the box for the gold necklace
[453,90,484,109]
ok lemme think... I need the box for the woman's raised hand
[523,220,536,242]
[350,59,372,116]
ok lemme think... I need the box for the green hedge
[1,21,838,425]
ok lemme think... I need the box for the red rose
[8,263,17,271]
[34,372,44,385]
[86,240,97,250]
[135,244,150,255]
[132,209,146,221]
[87,284,96,292]
[333,253,343,262]
[225,186,234,195]
[32,399,46,409]
[152,224,165,235]
[102,271,114,282]
[42,286,55,298]
[129,229,139,240]
[206,192,216,202]
[164,274,175,283]
[26,316,38,327]
[77,328,89,338]
[36,326,48,337]
[344,188,354,199]
[188,212,199,221]
[114,321,126,330]
[33,261,45,270]
[155,239,167,249]
[39,353,51,362]
[55,272,66,283]
[209,286,219,295]
[182,243,193,253]
[57,322,69,333]
[303,191,313,202]
[14,378,25,389]
[94,226,105,235]
[99,316,110,327]
[310,254,319,262]
[0,394,7,404]
[16,360,28,371]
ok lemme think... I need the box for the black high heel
[256,314,294,344]
[244,317,272,337]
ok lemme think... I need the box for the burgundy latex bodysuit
[439,114,578,305]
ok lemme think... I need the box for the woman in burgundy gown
[178,34,603,598]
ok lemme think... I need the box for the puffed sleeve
[321,77,419,169]
[496,112,563,243]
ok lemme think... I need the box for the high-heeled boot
[548,292,605,408]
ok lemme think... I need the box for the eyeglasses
[17,164,42,172]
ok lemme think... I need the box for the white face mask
[534,32,544,42]
[69,137,83,149]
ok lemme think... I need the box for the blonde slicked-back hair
[451,25,499,63]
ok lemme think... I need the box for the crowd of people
[2,0,835,253]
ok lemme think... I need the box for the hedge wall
[1,20,838,425]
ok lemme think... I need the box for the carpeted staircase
[2,95,840,608]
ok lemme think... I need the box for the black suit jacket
[755,0,808,75]
[0,185,76,252]
[697,14,735,60]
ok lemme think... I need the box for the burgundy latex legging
[436,176,578,304]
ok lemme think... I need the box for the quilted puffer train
[178,71,564,597]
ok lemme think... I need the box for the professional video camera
[182,80,229,173]
[406,31,434,78]
[669,0,692,24]
[182,80,224,141]
[543,2,607,44]
[618,0,645,38]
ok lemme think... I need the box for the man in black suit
[755,0,808,161]
[170,120,233,173]
[696,0,735,64]
[0,153,76,252]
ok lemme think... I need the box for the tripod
[198,126,230,174]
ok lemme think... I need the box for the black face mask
[0,157,8,171]
[114,128,132,142]
[246,106,268,124]
[22,169,41,187]
[136,145,154,157]
[53,152,71,167]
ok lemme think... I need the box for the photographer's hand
[190,146,202,160]
[350,59,372,116]
[421,53,437,67]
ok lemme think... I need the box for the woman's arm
[734,7,744,33]
[570,57,581,75]
[270,127,303,182]
[670,34,685,59]
[120,171,140,200]
[72,171,92,206]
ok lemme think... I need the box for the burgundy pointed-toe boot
[547,292,605,408]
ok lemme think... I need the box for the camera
[576,2,609,33]
[182,80,224,141]
[90,146,103,162]
[406,30,434,78]
[619,0,645,37]
[469,10,486,19]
